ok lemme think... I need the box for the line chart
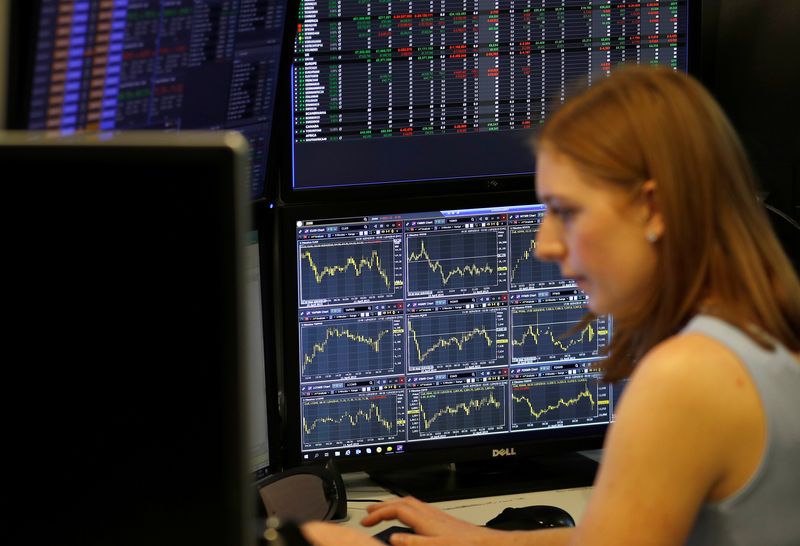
[511,306,605,362]
[302,393,405,447]
[407,311,500,369]
[300,319,401,380]
[300,240,396,303]
[408,383,506,439]
[509,229,567,288]
[511,376,600,427]
[406,232,499,294]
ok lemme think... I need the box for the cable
[763,202,800,231]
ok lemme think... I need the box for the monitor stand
[367,451,599,503]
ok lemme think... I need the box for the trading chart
[302,391,406,449]
[511,304,609,363]
[406,231,502,296]
[299,239,401,304]
[300,317,404,380]
[408,381,507,440]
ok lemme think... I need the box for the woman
[303,65,800,546]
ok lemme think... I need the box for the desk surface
[340,471,593,535]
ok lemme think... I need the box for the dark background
[703,0,799,224]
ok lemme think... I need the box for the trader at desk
[300,65,800,546]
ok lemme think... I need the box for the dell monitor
[1,131,257,546]
[283,0,700,200]
[278,193,619,501]
[6,0,294,200]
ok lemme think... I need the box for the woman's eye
[552,207,576,221]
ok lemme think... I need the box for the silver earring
[646,231,659,243]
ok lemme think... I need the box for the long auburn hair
[536,65,800,382]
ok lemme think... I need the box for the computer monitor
[278,192,620,501]
[5,0,294,201]
[283,0,701,200]
[247,227,282,479]
[1,131,257,546]
[248,208,287,479]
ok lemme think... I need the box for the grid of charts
[297,204,613,453]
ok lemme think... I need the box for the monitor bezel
[276,190,609,473]
[255,0,302,203]
[4,0,41,129]
[274,0,705,205]
[252,202,287,479]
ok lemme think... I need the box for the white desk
[340,471,594,535]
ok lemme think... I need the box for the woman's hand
[361,496,488,537]
[304,497,564,546]
[302,519,508,546]
[302,521,385,546]
[302,497,502,546]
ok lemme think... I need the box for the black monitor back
[1,132,253,546]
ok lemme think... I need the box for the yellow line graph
[413,389,503,430]
[513,319,595,352]
[303,401,395,434]
[408,319,493,364]
[302,326,390,373]
[408,240,495,286]
[510,238,536,281]
[513,383,595,420]
[301,247,392,289]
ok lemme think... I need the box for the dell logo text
[492,448,517,457]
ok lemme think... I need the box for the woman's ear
[640,179,664,241]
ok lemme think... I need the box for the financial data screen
[26,0,288,199]
[291,0,691,190]
[295,203,618,462]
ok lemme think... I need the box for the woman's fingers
[389,533,447,546]
[361,497,481,537]
[362,497,443,528]
[302,521,384,546]
[388,531,495,546]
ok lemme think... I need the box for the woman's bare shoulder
[618,329,766,500]
[631,330,750,393]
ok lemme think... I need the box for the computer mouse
[484,505,575,531]
[371,525,416,544]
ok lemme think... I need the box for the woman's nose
[534,216,565,263]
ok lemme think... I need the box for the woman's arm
[567,333,765,546]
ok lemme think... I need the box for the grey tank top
[682,315,800,546]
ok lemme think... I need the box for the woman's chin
[585,297,608,317]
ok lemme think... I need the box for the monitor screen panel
[17,0,290,200]
[288,0,696,194]
[281,197,621,471]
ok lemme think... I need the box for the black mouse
[371,525,416,544]
[484,505,575,531]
